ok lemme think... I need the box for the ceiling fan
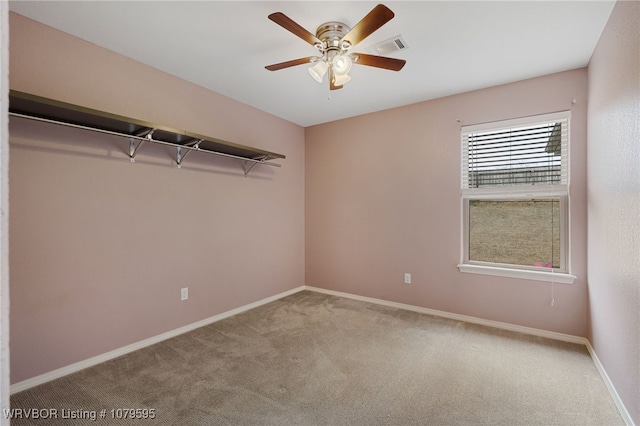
[265,4,406,90]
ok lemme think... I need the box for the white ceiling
[9,1,615,127]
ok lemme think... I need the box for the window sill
[457,264,576,284]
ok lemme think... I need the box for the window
[458,111,576,284]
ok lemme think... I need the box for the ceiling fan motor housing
[315,22,351,57]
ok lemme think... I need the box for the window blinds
[462,113,569,190]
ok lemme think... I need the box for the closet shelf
[9,90,285,175]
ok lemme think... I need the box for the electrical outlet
[181,287,188,301]
[404,273,411,284]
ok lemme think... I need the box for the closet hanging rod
[9,112,282,168]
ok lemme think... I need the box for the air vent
[369,35,408,56]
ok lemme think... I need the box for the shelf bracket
[243,155,268,176]
[176,139,202,168]
[129,128,155,162]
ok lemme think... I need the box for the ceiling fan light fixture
[332,54,352,75]
[333,72,351,86]
[308,60,329,83]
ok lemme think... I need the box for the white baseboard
[585,341,635,426]
[304,286,587,344]
[10,286,306,394]
[304,286,634,426]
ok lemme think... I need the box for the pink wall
[306,69,589,336]
[9,13,305,383]
[1,1,10,419]
[587,1,640,424]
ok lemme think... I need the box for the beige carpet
[10,291,623,425]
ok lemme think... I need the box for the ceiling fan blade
[268,12,322,47]
[352,53,406,71]
[341,4,395,47]
[329,67,343,91]
[265,57,317,71]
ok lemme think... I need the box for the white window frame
[457,111,576,284]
